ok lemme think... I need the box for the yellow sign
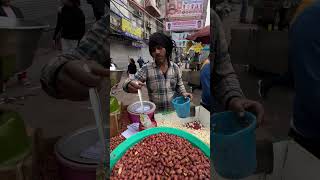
[121,18,142,39]
[190,43,203,53]
[184,41,193,53]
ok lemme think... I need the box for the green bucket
[110,127,210,170]
[0,111,31,166]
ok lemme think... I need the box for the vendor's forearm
[177,84,187,95]
[122,79,133,93]
[40,55,75,98]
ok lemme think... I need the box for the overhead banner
[166,0,204,19]
[165,20,203,31]
[121,18,142,40]
[172,32,191,47]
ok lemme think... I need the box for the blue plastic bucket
[212,111,257,179]
[172,96,190,118]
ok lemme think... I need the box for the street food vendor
[200,57,210,111]
[122,32,193,111]
[211,9,264,124]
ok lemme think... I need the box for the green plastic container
[110,127,210,169]
[0,111,31,165]
[110,96,120,113]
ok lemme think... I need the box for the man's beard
[155,56,166,65]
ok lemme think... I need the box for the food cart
[109,97,211,179]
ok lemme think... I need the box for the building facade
[110,0,165,69]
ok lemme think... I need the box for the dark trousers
[289,128,320,159]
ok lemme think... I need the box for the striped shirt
[123,61,187,112]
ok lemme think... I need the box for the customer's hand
[228,97,264,126]
[182,92,193,100]
[127,80,144,93]
[56,60,109,101]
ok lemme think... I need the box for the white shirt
[2,6,16,18]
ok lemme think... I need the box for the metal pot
[55,126,107,180]
[0,17,49,73]
[110,69,124,87]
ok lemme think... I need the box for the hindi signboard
[165,20,203,31]
[166,0,204,19]
[121,18,142,40]
[172,32,191,47]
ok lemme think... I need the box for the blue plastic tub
[212,111,257,179]
[172,96,190,118]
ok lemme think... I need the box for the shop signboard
[165,19,203,31]
[172,32,191,47]
[121,18,143,40]
[166,0,205,19]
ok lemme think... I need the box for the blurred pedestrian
[0,0,23,18]
[53,0,85,54]
[258,0,313,98]
[137,56,144,68]
[278,0,301,30]
[0,0,30,87]
[86,0,105,21]
[288,0,320,158]
[200,58,210,111]
[127,58,137,79]
[240,0,248,23]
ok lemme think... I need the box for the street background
[0,2,293,142]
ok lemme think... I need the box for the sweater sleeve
[53,9,62,40]
[79,10,86,40]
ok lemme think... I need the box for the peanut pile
[110,135,126,151]
[111,133,210,180]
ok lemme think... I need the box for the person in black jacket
[53,0,85,54]
[127,58,137,79]
[86,0,105,21]
[0,0,31,87]
[0,0,23,18]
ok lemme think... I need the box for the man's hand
[56,60,109,101]
[228,97,264,126]
[127,80,144,93]
[182,92,193,100]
